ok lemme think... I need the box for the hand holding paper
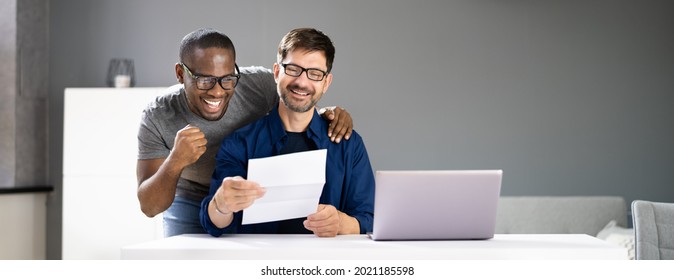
[216,176,266,214]
[304,204,340,237]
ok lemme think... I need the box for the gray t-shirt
[137,66,278,201]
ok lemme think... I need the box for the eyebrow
[192,69,237,78]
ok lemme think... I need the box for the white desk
[121,234,627,260]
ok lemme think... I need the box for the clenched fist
[170,124,207,168]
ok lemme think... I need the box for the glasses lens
[218,76,239,90]
[306,70,325,81]
[284,64,302,77]
[195,77,217,90]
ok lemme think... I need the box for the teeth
[291,89,309,96]
[204,99,221,106]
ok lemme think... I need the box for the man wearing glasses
[200,28,374,237]
[136,28,354,237]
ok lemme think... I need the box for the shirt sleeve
[342,133,376,234]
[200,194,245,237]
[200,130,250,236]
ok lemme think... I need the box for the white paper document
[242,149,327,225]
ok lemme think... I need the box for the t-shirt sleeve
[137,108,170,160]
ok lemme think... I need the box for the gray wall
[48,0,674,257]
[2,0,49,187]
[1,0,18,186]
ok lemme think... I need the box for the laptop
[369,170,502,241]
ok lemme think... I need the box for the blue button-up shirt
[200,106,375,236]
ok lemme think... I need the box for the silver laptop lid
[371,170,502,241]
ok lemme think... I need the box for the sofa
[495,196,634,259]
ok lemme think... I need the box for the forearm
[137,157,185,217]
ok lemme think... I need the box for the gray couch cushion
[632,200,674,260]
[495,196,627,235]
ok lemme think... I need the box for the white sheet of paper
[242,149,327,225]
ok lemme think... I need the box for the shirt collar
[269,105,327,145]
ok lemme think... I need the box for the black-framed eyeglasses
[280,63,328,81]
[180,62,240,90]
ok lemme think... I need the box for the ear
[273,63,280,83]
[322,73,333,93]
[175,63,184,84]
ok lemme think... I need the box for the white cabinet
[62,88,165,259]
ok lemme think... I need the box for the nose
[209,82,228,97]
[292,71,313,86]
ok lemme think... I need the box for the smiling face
[176,47,236,121]
[274,49,333,113]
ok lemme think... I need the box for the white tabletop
[121,234,627,260]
